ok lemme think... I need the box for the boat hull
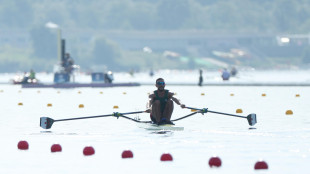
[138,123,184,131]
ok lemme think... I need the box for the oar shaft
[55,115,111,122]
[208,110,246,119]
[186,107,246,119]
[54,111,145,122]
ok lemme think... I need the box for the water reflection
[150,130,174,136]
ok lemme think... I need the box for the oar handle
[55,111,146,122]
[185,107,246,119]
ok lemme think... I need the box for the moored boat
[22,82,140,88]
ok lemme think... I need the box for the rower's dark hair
[156,78,164,83]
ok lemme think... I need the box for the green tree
[302,47,310,64]
[30,26,57,59]
[157,0,190,29]
[91,37,121,70]
[0,0,33,28]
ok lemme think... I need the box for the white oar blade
[247,114,257,126]
[40,117,54,129]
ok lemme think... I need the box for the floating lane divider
[184,107,257,126]
[40,111,149,129]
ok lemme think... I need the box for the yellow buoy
[295,94,300,97]
[123,92,127,95]
[201,93,205,96]
[236,109,243,113]
[47,103,52,107]
[18,102,23,106]
[99,91,103,94]
[79,104,84,108]
[78,91,82,94]
[286,110,293,115]
[113,105,119,109]
[230,93,234,96]
[262,93,266,97]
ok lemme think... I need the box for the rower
[146,78,186,125]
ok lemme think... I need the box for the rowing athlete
[146,78,186,125]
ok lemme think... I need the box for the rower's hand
[145,109,151,113]
[181,104,186,108]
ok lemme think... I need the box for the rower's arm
[146,94,155,111]
[170,92,185,108]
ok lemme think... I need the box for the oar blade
[40,117,54,129]
[247,113,257,126]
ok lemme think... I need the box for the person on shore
[29,69,36,80]
[221,68,230,81]
[198,69,203,86]
[63,53,74,74]
[230,66,237,76]
[146,78,186,125]
[149,69,154,77]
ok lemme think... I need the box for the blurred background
[1,0,310,73]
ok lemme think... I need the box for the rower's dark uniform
[150,90,172,124]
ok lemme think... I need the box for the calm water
[0,71,310,174]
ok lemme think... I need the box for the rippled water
[0,71,309,174]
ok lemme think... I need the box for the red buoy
[83,146,95,156]
[254,161,268,170]
[17,141,29,150]
[160,153,173,161]
[122,150,133,158]
[209,156,222,167]
[51,144,62,152]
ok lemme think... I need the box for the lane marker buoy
[18,102,23,106]
[122,150,134,158]
[230,93,234,96]
[113,105,119,109]
[18,140,29,150]
[51,144,62,152]
[254,160,268,170]
[83,146,95,156]
[209,156,222,167]
[236,109,243,113]
[79,104,84,108]
[160,153,173,161]
[295,94,300,97]
[47,103,52,107]
[286,110,293,115]
[201,93,205,96]
[99,91,103,94]
[262,93,266,97]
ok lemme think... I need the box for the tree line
[1,0,310,33]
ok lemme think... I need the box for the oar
[185,107,257,126]
[40,111,146,129]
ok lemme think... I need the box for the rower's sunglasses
[157,82,165,85]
